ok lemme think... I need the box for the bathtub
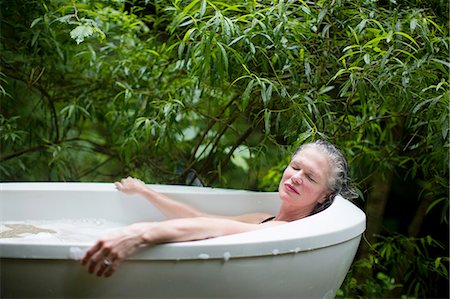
[0,183,365,298]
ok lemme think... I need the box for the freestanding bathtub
[0,183,365,298]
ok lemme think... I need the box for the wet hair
[293,140,358,213]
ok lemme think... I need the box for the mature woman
[81,140,357,277]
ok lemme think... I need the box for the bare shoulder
[228,212,275,224]
[258,220,287,228]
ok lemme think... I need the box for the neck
[275,202,316,222]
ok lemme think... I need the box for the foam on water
[0,218,125,244]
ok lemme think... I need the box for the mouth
[284,183,299,195]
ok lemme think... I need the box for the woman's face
[278,147,331,210]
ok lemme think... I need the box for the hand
[115,177,147,195]
[81,223,149,277]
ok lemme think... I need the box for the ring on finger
[103,258,113,267]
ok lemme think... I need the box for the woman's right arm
[115,177,272,223]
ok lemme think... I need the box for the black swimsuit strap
[260,216,276,224]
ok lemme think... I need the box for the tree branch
[0,145,48,162]
[178,95,239,181]
[207,125,254,185]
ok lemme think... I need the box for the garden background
[1,0,448,297]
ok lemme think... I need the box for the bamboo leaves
[2,1,449,297]
[70,25,94,44]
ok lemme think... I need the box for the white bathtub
[0,183,365,298]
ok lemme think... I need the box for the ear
[318,192,332,204]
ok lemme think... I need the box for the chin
[280,192,298,204]
[279,191,290,202]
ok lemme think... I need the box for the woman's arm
[115,177,272,223]
[115,177,202,219]
[81,217,284,277]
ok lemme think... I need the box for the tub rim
[0,182,366,261]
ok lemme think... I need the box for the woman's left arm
[81,217,283,277]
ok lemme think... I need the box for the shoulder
[227,212,274,224]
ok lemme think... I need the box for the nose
[291,170,303,185]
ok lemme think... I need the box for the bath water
[0,218,125,244]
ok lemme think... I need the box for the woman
[81,140,357,277]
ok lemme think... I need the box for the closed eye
[306,174,316,182]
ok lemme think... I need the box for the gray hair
[294,139,358,203]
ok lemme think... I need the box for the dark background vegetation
[1,0,448,297]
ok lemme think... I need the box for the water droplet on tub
[69,247,84,260]
[272,249,280,255]
[223,252,231,262]
[198,253,209,260]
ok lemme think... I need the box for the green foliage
[1,0,448,297]
[338,234,449,298]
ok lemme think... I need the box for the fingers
[114,177,137,188]
[103,260,118,277]
[81,241,102,265]
[114,177,144,193]
[81,226,144,278]
[87,246,109,274]
[95,254,119,277]
[114,181,123,190]
[114,177,131,189]
[114,178,132,193]
[81,240,122,277]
